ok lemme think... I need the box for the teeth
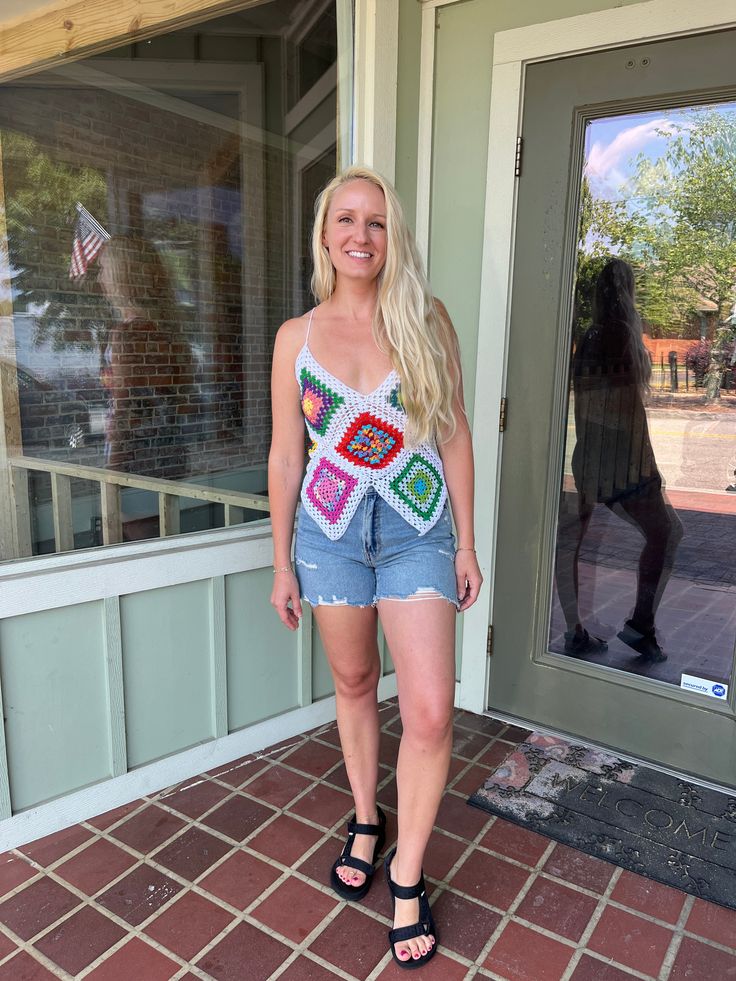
[348,251,371,258]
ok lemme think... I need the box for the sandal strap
[387,876,426,901]
[337,854,374,876]
[389,920,433,944]
[347,819,382,836]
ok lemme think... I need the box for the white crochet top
[295,311,448,540]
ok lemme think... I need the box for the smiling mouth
[347,250,372,258]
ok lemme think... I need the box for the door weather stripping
[487,624,494,656]
[514,136,523,178]
[499,396,508,432]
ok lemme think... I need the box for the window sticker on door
[680,674,729,699]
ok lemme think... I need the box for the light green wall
[394,0,422,231]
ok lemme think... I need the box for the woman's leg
[377,597,456,963]
[313,604,382,887]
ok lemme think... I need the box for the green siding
[121,581,214,767]
[0,602,110,811]
[225,569,300,728]
[395,0,422,231]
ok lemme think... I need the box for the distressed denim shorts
[295,488,458,608]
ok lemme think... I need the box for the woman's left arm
[436,303,483,612]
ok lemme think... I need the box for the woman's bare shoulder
[274,311,312,355]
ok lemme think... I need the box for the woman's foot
[331,807,386,900]
[334,820,378,888]
[564,626,608,657]
[385,848,436,966]
[618,619,666,662]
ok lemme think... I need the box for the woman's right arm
[268,318,308,630]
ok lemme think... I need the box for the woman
[556,257,682,662]
[268,166,482,968]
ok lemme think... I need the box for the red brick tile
[196,920,291,980]
[0,878,79,940]
[294,836,343,887]
[451,763,496,797]
[0,928,16,960]
[669,936,736,981]
[154,826,232,881]
[144,890,234,960]
[435,792,491,840]
[570,954,642,981]
[376,951,470,980]
[309,906,387,980]
[454,711,505,738]
[251,877,337,944]
[686,898,736,948]
[611,870,686,925]
[0,950,58,980]
[477,740,514,770]
[0,854,36,897]
[84,937,179,981]
[480,818,550,866]
[244,765,313,809]
[378,731,401,767]
[18,825,93,867]
[86,800,144,831]
[199,850,281,910]
[378,774,397,809]
[484,922,573,981]
[201,794,276,842]
[452,727,493,760]
[277,959,343,981]
[447,755,468,781]
[281,741,343,778]
[422,830,467,882]
[208,754,269,788]
[515,876,598,942]
[449,850,529,911]
[287,783,353,829]
[96,864,182,925]
[249,815,323,867]
[543,844,614,894]
[313,724,342,748]
[587,906,673,976]
[55,838,137,896]
[110,805,186,854]
[160,779,231,819]
[34,905,125,975]
[431,889,501,960]
[501,725,531,744]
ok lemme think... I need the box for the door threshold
[482,709,735,798]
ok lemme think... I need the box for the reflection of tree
[585,108,736,397]
[3,131,108,353]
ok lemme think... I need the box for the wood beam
[0,0,264,83]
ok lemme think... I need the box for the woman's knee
[401,697,454,745]
[332,658,381,699]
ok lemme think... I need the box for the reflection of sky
[584,102,736,201]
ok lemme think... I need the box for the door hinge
[499,396,508,432]
[486,624,494,656]
[514,136,523,178]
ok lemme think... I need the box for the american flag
[69,202,110,280]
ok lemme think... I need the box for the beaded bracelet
[273,565,293,574]
[455,547,476,553]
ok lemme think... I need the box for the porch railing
[6,456,270,558]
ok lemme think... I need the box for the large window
[0,0,348,559]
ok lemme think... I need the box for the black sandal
[618,620,667,662]
[384,846,437,970]
[330,805,386,901]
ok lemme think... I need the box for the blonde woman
[269,166,482,968]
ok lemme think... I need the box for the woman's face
[322,179,387,285]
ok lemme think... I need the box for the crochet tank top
[296,310,448,540]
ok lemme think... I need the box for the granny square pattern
[336,413,403,469]
[300,369,344,436]
[390,453,443,520]
[305,459,358,525]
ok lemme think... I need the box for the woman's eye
[338,216,351,223]
[370,222,384,229]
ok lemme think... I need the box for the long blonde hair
[310,165,459,444]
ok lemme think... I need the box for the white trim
[353,0,399,181]
[419,0,465,8]
[414,3,436,262]
[0,673,399,852]
[284,64,337,135]
[460,0,736,715]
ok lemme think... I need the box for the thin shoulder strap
[305,308,315,345]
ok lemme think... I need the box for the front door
[491,29,736,786]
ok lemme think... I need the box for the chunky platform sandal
[330,805,386,901]
[618,620,667,662]
[384,846,437,970]
[564,628,608,657]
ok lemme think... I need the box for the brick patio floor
[0,700,734,980]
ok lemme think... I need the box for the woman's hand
[271,570,303,630]
[455,550,483,612]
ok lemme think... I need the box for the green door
[491,29,736,787]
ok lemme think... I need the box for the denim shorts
[294,488,458,608]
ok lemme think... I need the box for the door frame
[460,0,736,713]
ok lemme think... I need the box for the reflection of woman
[98,237,192,481]
[268,166,482,967]
[557,258,682,662]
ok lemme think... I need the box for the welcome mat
[468,733,736,911]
